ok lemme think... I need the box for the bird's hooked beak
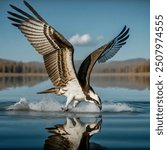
[98,104,102,110]
[86,95,102,110]
[98,96,102,110]
[94,97,102,110]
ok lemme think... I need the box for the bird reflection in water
[44,116,102,150]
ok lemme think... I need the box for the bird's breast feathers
[63,79,86,100]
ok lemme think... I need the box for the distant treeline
[92,58,150,73]
[0,58,46,73]
[0,58,150,74]
[75,58,150,74]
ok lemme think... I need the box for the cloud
[69,34,92,46]
[69,34,104,46]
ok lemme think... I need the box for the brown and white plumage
[8,1,130,111]
[44,117,102,150]
[78,26,129,93]
[8,1,75,88]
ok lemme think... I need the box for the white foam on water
[7,97,135,113]
[29,99,62,112]
[7,97,63,112]
[71,103,100,113]
[7,98,30,110]
[102,102,134,112]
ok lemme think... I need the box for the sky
[0,0,150,62]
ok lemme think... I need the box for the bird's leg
[73,100,80,108]
[61,95,74,112]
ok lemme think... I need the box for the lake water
[0,75,150,150]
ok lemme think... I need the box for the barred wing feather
[78,26,129,92]
[98,26,129,63]
[8,1,76,87]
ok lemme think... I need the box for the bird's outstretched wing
[8,1,77,87]
[78,26,130,92]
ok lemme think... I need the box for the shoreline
[0,73,48,77]
[91,72,149,76]
[0,72,150,77]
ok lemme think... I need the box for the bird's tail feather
[37,88,56,94]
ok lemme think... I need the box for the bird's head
[86,118,102,136]
[86,90,102,110]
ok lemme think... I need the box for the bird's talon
[61,107,68,112]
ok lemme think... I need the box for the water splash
[7,98,30,110]
[7,97,135,113]
[7,97,63,112]
[102,102,134,112]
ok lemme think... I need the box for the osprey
[45,117,102,150]
[8,1,129,111]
